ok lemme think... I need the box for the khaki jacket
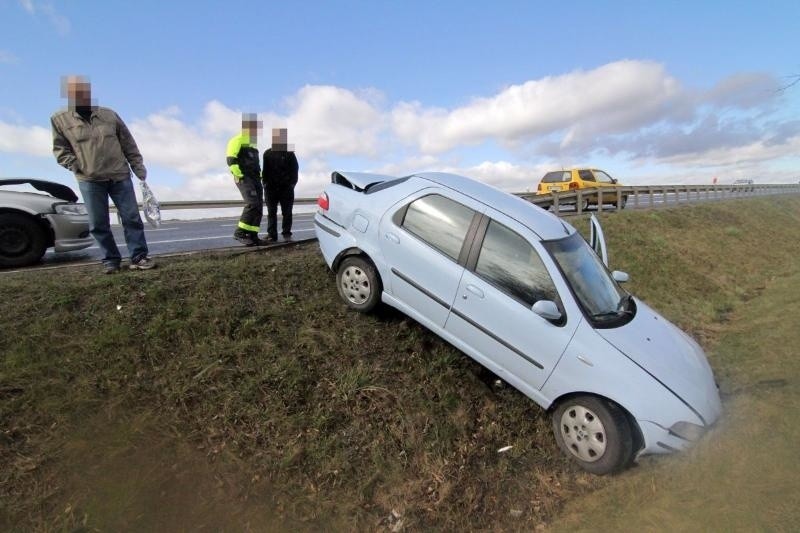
[51,106,146,182]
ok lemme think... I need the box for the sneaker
[103,264,121,275]
[130,256,157,270]
[233,233,256,246]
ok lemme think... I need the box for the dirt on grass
[2,195,799,531]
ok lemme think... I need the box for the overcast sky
[1,0,799,204]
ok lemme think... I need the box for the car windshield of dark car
[544,232,630,324]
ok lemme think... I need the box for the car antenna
[561,221,570,235]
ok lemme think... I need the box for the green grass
[1,195,799,531]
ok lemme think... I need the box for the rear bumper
[314,212,352,268]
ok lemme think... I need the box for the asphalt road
[9,188,774,272]
[36,212,318,268]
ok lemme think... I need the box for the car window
[475,220,559,307]
[593,170,615,183]
[401,194,476,260]
[578,170,595,182]
[541,171,571,183]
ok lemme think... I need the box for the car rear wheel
[336,256,382,313]
[552,395,633,475]
[0,213,48,268]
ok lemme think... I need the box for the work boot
[233,231,256,246]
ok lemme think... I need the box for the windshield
[544,232,630,324]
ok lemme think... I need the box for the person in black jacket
[262,128,299,241]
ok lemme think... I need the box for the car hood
[597,299,722,426]
[0,179,78,202]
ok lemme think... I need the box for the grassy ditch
[1,195,799,531]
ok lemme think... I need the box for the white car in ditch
[313,171,722,474]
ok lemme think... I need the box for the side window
[401,194,476,260]
[578,170,595,182]
[593,170,614,183]
[475,221,559,306]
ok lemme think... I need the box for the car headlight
[669,421,706,442]
[53,202,88,215]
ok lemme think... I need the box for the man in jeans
[51,75,155,274]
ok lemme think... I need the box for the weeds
[2,196,799,530]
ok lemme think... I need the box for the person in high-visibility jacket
[227,113,267,246]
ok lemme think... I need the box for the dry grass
[1,195,799,531]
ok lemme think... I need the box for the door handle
[464,284,484,298]
[385,232,400,244]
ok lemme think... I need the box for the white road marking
[88,228,315,249]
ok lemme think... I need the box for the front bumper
[636,419,714,458]
[44,213,93,252]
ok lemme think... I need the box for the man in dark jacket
[262,128,299,241]
[226,113,266,246]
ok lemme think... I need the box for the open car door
[589,214,608,266]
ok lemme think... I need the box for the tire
[336,256,382,313]
[0,213,48,268]
[552,395,633,475]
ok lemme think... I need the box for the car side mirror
[532,300,562,321]
[612,270,629,283]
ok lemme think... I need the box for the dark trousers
[235,176,263,235]
[264,183,295,239]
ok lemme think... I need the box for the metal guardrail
[516,183,800,215]
[116,183,800,215]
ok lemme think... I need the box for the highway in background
[6,185,797,272]
[35,212,317,269]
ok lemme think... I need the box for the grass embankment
[1,196,799,531]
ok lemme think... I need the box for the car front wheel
[336,256,382,313]
[0,213,48,268]
[552,395,633,475]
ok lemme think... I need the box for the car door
[379,189,483,329]
[591,169,618,205]
[588,214,608,266]
[444,210,580,394]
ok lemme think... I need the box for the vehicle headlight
[53,202,88,215]
[669,421,706,442]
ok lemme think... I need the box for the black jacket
[262,149,299,188]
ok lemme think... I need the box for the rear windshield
[541,171,571,183]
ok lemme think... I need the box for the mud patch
[54,409,292,532]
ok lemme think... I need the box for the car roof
[410,172,574,240]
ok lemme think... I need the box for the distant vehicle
[536,168,627,210]
[0,179,93,268]
[314,170,722,474]
[732,179,754,185]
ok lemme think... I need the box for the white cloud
[392,60,682,154]
[130,109,222,176]
[18,0,35,13]
[0,121,52,157]
[281,85,384,158]
[0,50,19,64]
[18,0,70,35]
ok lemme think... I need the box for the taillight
[568,182,579,190]
[317,192,329,211]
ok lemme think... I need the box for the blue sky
[1,0,799,203]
